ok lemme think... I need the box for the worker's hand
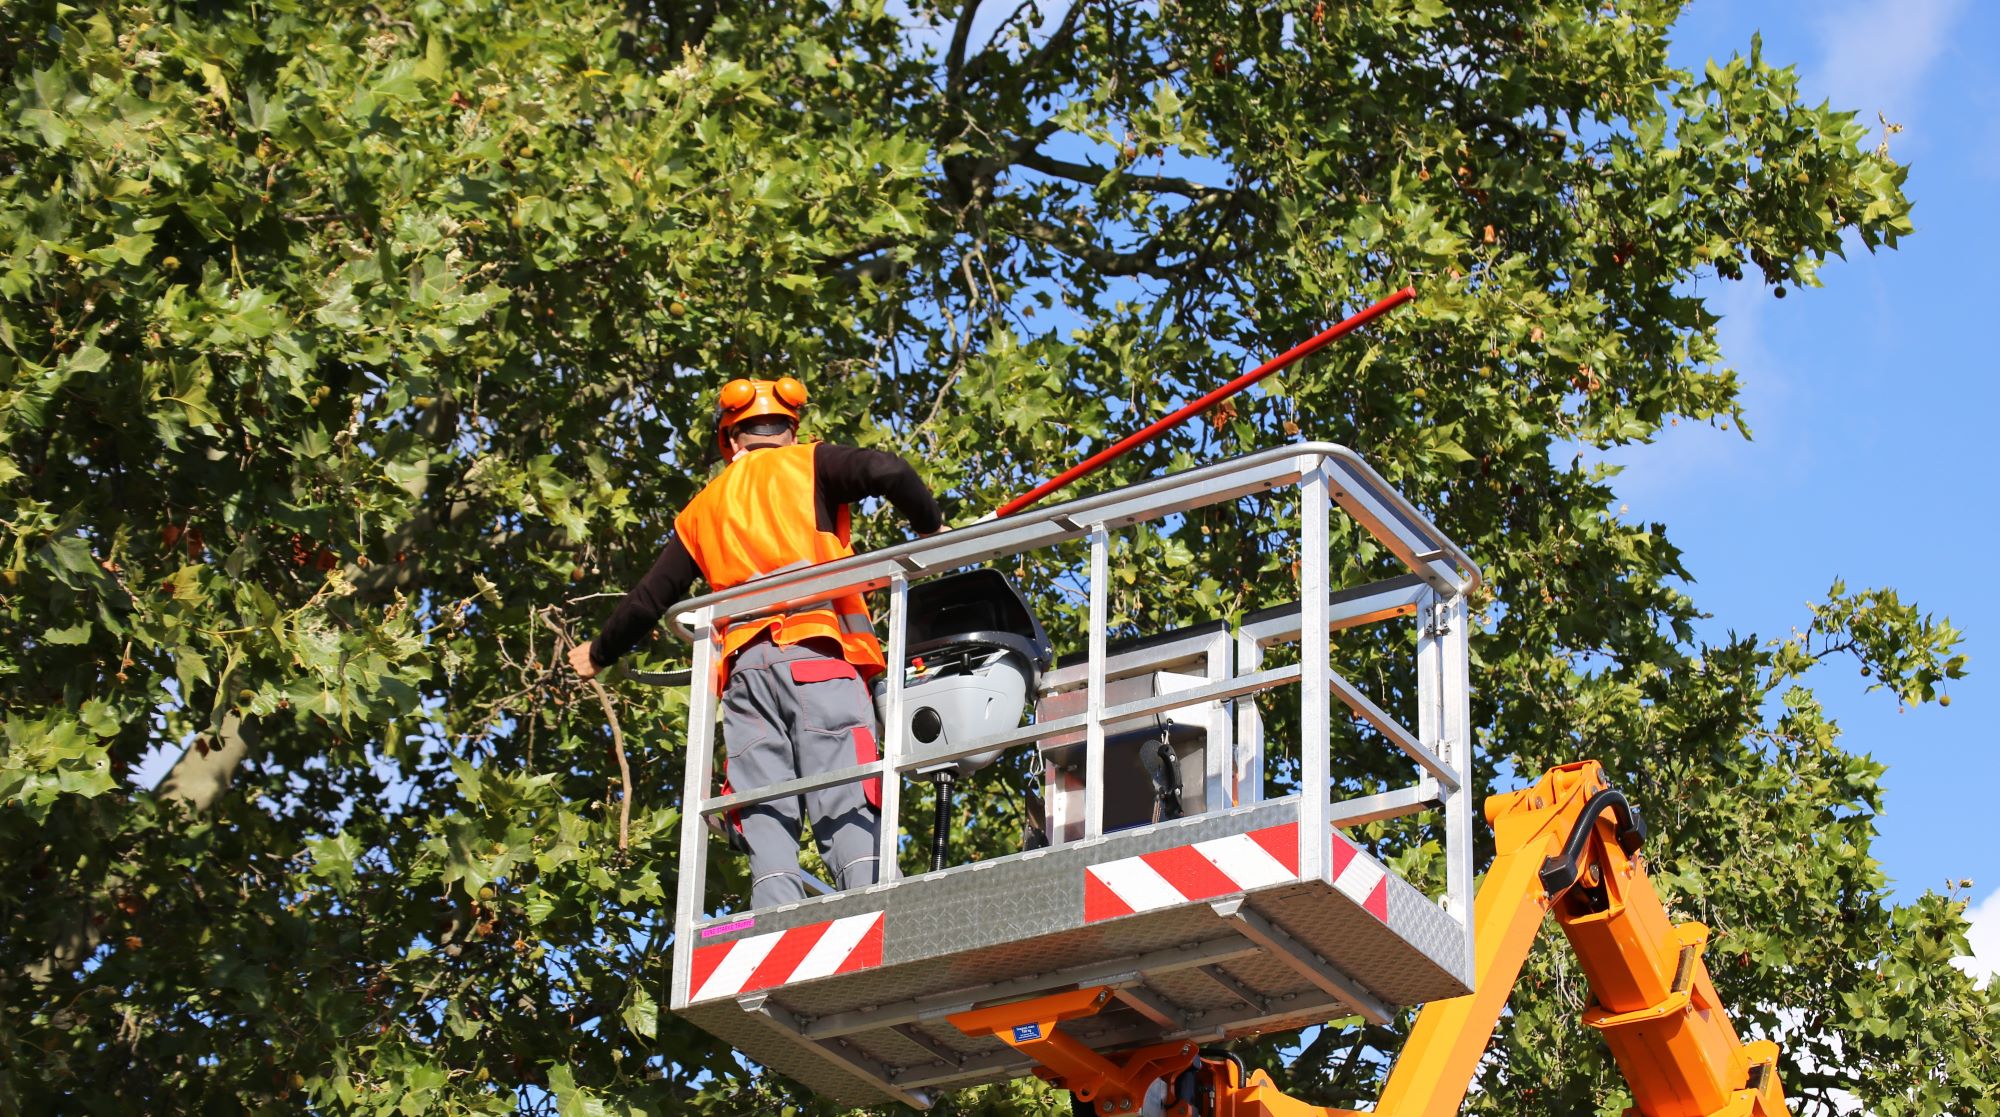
[567,640,600,680]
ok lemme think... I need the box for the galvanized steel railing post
[672,606,721,1007]
[1297,461,1331,881]
[879,574,909,881]
[1203,627,1233,811]
[1439,592,1476,976]
[1084,523,1110,840]
[1416,585,1476,973]
[1233,628,1265,807]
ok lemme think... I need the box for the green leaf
[67,344,109,373]
[173,643,211,695]
[416,34,448,83]
[620,980,657,1040]
[548,1065,607,1117]
[306,832,362,889]
[523,890,555,926]
[157,360,220,426]
[450,756,484,806]
[41,621,92,644]
[1429,436,1474,464]
[35,535,102,589]
[199,61,231,104]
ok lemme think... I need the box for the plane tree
[0,1,1988,1114]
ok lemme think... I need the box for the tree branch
[1013,188,1236,278]
[816,235,908,284]
[156,711,261,811]
[830,252,905,287]
[1017,220,1170,276]
[1016,149,1233,200]
[537,608,631,853]
[1019,0,1088,83]
[945,0,985,98]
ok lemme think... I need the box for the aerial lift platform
[658,442,1789,1115]
[660,444,1485,1107]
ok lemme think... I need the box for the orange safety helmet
[715,376,809,461]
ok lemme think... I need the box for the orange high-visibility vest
[674,442,884,681]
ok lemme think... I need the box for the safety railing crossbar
[1326,667,1461,793]
[1039,630,1229,690]
[699,663,1307,816]
[1239,574,1431,646]
[664,443,1479,641]
[1335,780,1445,827]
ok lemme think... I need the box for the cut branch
[538,608,631,852]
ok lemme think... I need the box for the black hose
[930,769,957,872]
[1200,1048,1248,1090]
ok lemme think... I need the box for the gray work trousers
[722,636,882,909]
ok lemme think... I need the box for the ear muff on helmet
[715,376,809,462]
[720,378,759,412]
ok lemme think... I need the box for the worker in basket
[569,375,944,908]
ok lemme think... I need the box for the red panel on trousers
[789,658,859,684]
[852,725,882,809]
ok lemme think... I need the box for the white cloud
[1592,0,1970,516]
[1811,0,1968,140]
[1953,885,2000,986]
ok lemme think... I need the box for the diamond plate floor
[674,798,1470,1107]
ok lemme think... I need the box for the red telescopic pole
[993,285,1417,518]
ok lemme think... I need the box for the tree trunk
[20,714,261,985]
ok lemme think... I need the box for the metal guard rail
[663,442,1480,642]
[663,442,1481,982]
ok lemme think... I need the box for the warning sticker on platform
[1012,1023,1042,1042]
[1082,823,1302,923]
[687,911,885,1002]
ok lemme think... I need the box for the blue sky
[1615,0,1998,975]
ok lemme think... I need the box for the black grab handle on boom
[1538,788,1647,897]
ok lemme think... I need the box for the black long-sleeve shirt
[588,442,944,667]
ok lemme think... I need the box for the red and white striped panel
[1084,824,1299,923]
[1083,823,1391,924]
[687,911,884,1003]
[1330,831,1389,922]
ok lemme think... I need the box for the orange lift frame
[952,760,1790,1117]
